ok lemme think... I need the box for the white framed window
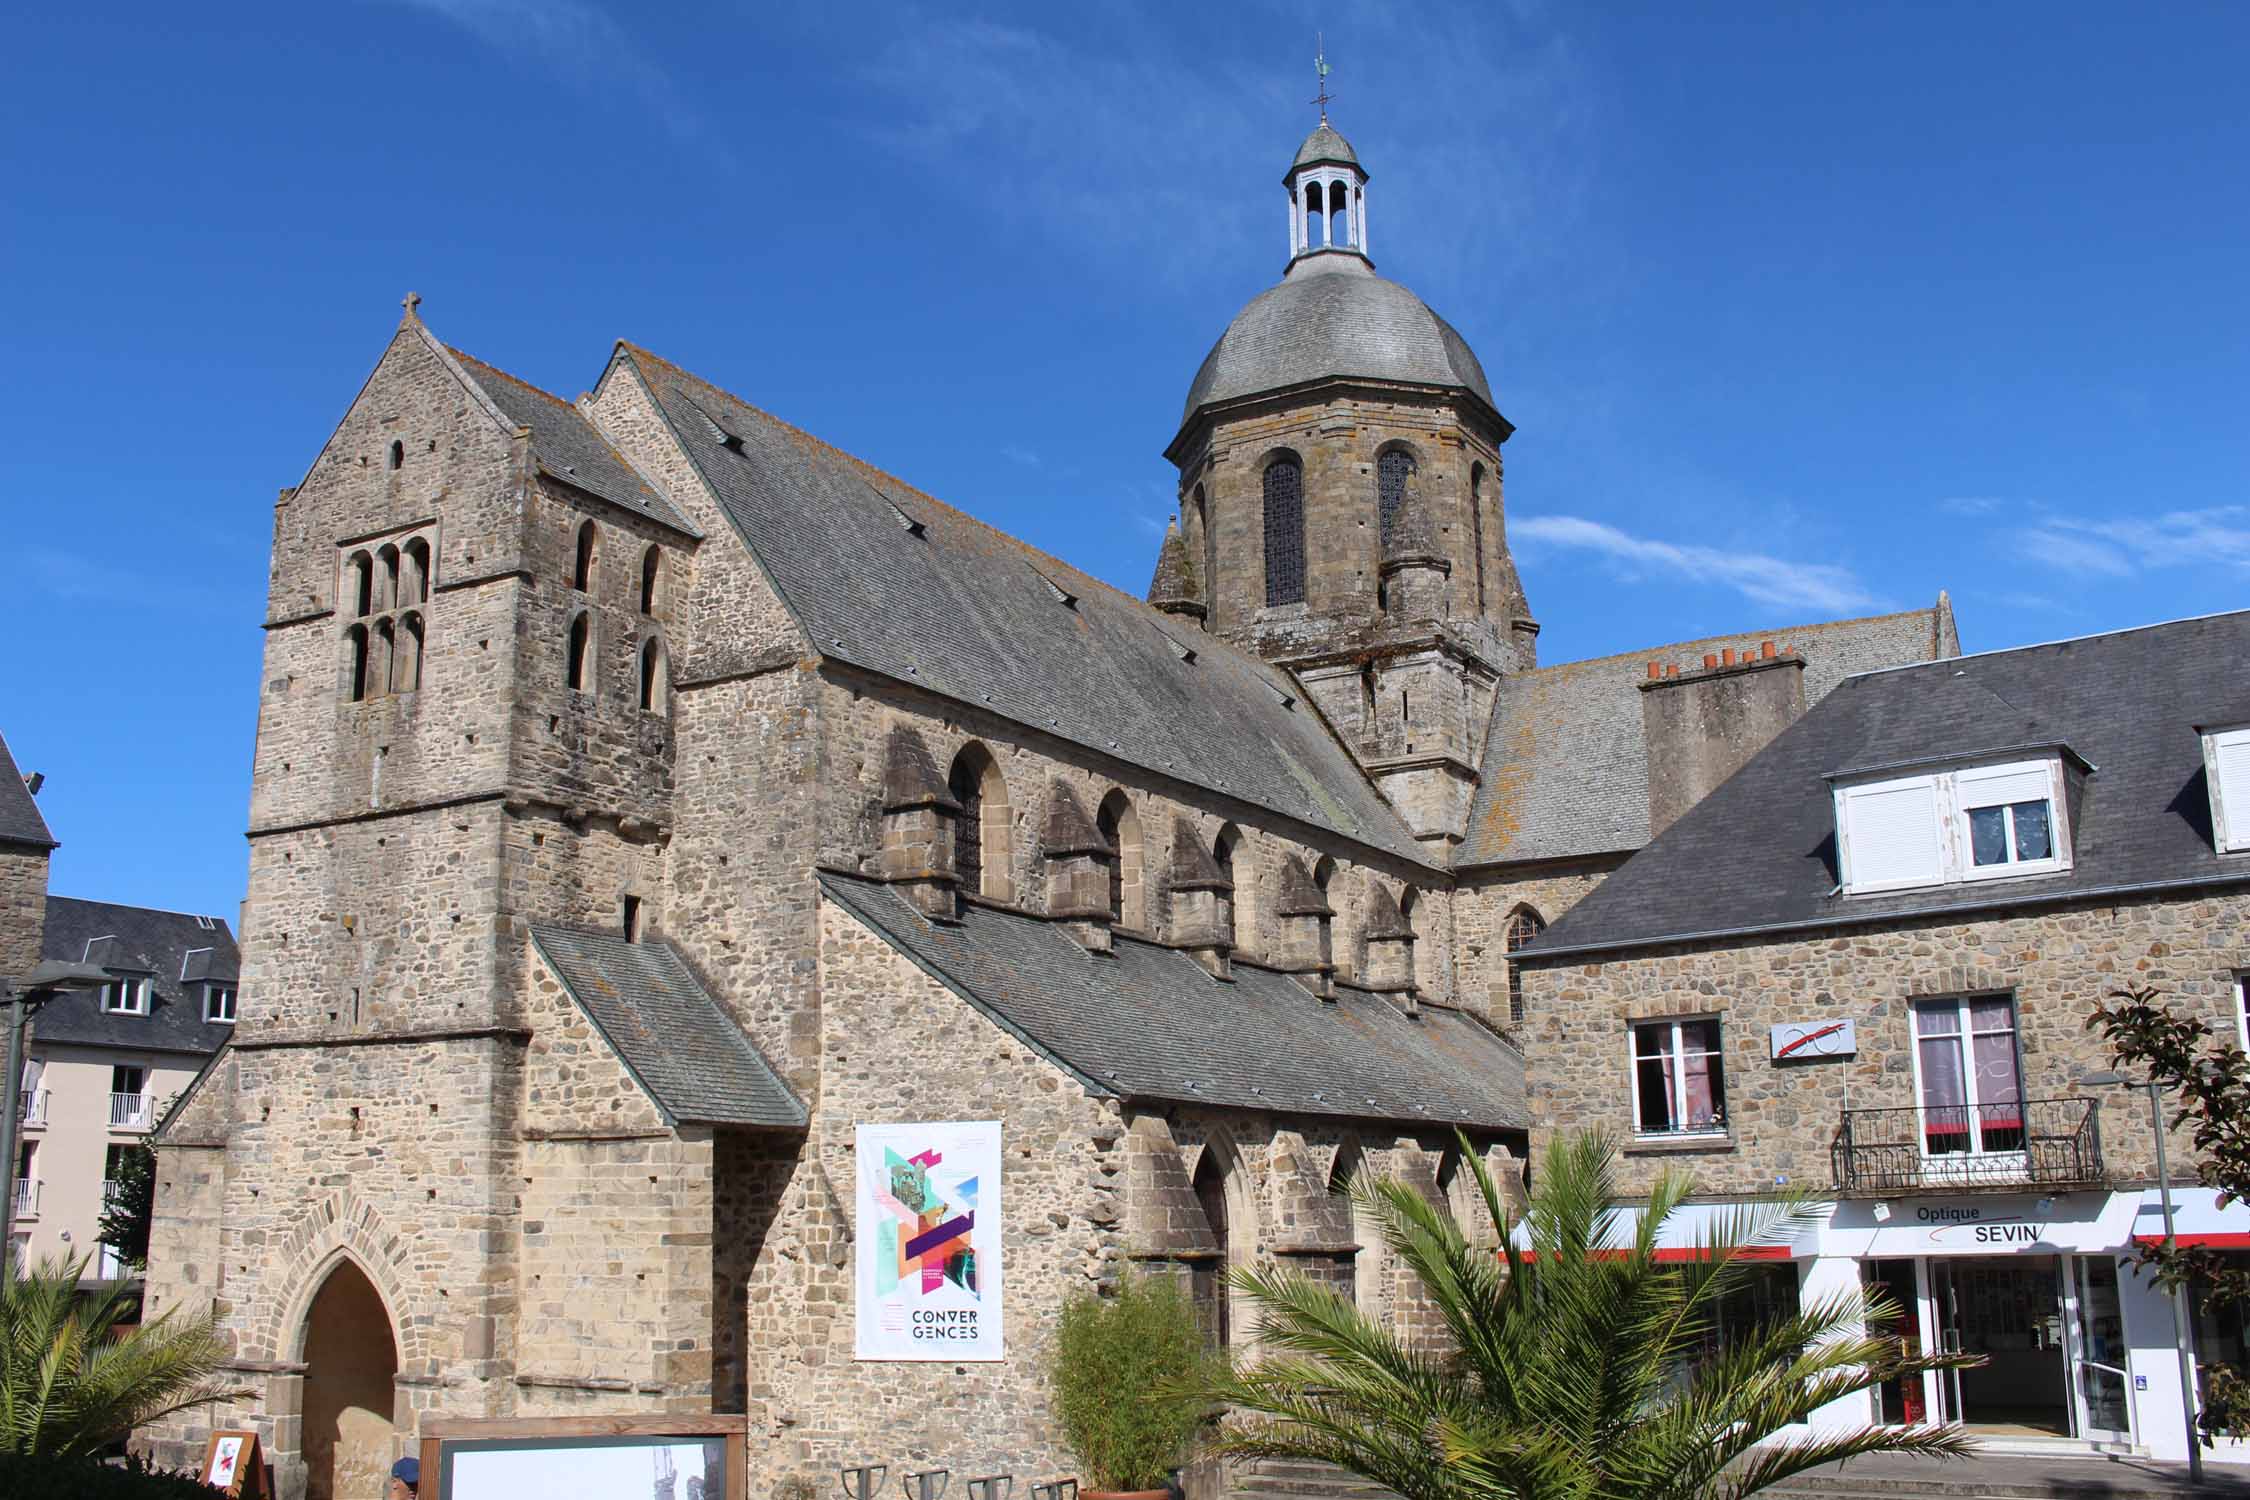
[1834,757,2069,894]
[1909,996,2025,1162]
[2236,975,2249,1055]
[2205,725,2250,854]
[203,984,236,1024]
[1631,1018,1728,1137]
[99,978,149,1016]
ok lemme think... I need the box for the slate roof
[447,347,700,538]
[0,730,55,850]
[1458,602,1956,869]
[528,925,806,1128]
[1180,255,1494,428]
[615,345,1429,866]
[1527,610,2250,959]
[819,870,1526,1130]
[1289,121,1361,176]
[36,898,237,1055]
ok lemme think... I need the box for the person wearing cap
[388,1456,420,1498]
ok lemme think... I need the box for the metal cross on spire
[1313,34,1333,121]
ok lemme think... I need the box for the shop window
[1631,1018,1726,1136]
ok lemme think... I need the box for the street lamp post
[2083,1069,2204,1483]
[0,961,111,1283]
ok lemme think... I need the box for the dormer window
[204,984,237,1024]
[99,977,150,1016]
[2203,724,2250,854]
[1833,754,2073,895]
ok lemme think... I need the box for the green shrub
[1050,1273,1218,1492]
[0,1450,220,1497]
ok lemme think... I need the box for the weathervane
[1313,33,1333,121]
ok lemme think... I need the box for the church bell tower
[1154,101,1537,855]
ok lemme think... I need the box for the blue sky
[4,1,2246,921]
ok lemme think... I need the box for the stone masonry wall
[0,845,49,986]
[1451,860,1619,1029]
[1517,888,2250,1200]
[729,894,1125,1495]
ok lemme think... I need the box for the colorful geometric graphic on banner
[855,1121,1003,1360]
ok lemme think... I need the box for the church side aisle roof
[529,925,807,1129]
[616,345,1429,867]
[1458,602,1957,869]
[819,870,1525,1130]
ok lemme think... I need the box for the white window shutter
[2215,729,2250,852]
[1955,762,2052,809]
[1842,777,1944,890]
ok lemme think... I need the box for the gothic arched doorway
[299,1259,398,1500]
[1191,1150,1232,1351]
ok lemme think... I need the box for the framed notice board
[199,1430,268,1499]
[418,1414,748,1500]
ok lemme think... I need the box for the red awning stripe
[2133,1232,2250,1250]
[1513,1244,1796,1264]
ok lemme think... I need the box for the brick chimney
[1638,641,1805,839]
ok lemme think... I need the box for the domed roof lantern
[1285,42,1370,267]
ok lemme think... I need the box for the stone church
[141,118,1956,1498]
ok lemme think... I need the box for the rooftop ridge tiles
[1841,604,2250,684]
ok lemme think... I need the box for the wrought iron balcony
[10,1178,37,1219]
[110,1092,153,1131]
[16,1090,45,1127]
[1831,1097,2105,1196]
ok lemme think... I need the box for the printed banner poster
[854,1120,1003,1360]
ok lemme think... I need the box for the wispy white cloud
[847,5,1591,284]
[2024,507,2250,576]
[1133,509,1173,538]
[1512,514,1875,613]
[376,0,698,140]
[1000,444,1041,468]
[1939,495,2006,516]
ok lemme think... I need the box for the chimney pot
[1721,648,1736,666]
[1761,640,1776,659]
[1666,663,1680,677]
[1703,653,1719,670]
[1646,661,1662,680]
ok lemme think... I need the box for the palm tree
[1193,1131,1977,1500]
[0,1253,238,1458]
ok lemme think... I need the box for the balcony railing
[10,1179,37,1219]
[110,1093,153,1131]
[1831,1097,2105,1196]
[16,1090,45,1127]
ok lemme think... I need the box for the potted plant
[1050,1273,1219,1500]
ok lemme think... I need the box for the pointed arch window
[387,440,404,471]
[374,618,397,696]
[347,552,374,618]
[402,538,431,606]
[396,613,424,693]
[1504,906,1547,1024]
[639,636,669,713]
[376,544,400,612]
[1377,447,1417,548]
[946,745,1012,901]
[566,611,593,692]
[344,625,370,702]
[1213,825,1240,949]
[1469,463,1489,613]
[639,544,662,616]
[1192,1149,1234,1348]
[1312,856,1336,971]
[1263,455,1305,607]
[1096,792,1142,929]
[573,520,598,593]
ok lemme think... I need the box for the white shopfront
[1776,1187,2250,1461]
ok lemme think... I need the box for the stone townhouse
[141,116,1957,1500]
[1513,609,2250,1464]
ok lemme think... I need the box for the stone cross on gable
[402,291,422,319]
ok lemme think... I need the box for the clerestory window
[1262,456,1305,607]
